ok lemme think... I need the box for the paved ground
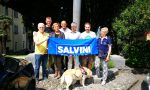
[36,69,138,90]
[110,54,126,69]
[24,53,148,90]
[129,74,146,90]
[25,53,35,67]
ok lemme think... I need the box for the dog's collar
[79,66,87,75]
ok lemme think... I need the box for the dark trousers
[61,56,68,70]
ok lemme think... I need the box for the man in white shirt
[59,20,71,70]
[59,20,71,39]
[80,22,96,70]
[67,22,80,69]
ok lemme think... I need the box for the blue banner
[48,38,98,56]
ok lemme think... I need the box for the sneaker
[35,79,39,84]
[43,77,48,80]
[43,78,48,83]
[101,80,106,85]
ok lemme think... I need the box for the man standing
[67,22,81,69]
[80,22,96,70]
[33,17,54,74]
[44,17,54,74]
[59,20,71,39]
[45,16,53,33]
[33,23,49,83]
[59,20,71,70]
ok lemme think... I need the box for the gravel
[25,54,144,90]
[36,69,139,90]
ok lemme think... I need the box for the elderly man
[67,22,81,69]
[33,23,49,83]
[59,20,71,70]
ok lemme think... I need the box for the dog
[10,76,32,89]
[60,67,92,90]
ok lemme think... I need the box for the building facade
[0,4,28,53]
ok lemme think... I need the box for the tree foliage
[0,15,12,36]
[112,0,150,68]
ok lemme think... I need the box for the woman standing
[95,27,112,85]
[50,22,65,79]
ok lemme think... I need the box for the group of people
[33,16,112,85]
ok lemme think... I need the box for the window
[23,26,26,34]
[15,42,17,52]
[5,6,8,15]
[23,41,24,49]
[14,11,18,18]
[14,25,18,34]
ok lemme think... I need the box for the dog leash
[76,56,87,75]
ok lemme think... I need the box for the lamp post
[73,0,81,31]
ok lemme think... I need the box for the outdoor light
[61,6,63,10]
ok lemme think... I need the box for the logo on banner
[57,44,91,55]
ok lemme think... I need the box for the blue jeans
[35,54,48,80]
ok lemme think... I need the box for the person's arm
[93,32,97,38]
[79,33,83,39]
[77,32,81,39]
[33,31,37,36]
[33,36,48,46]
[105,44,112,62]
[106,37,112,62]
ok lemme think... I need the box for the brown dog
[60,67,92,90]
[10,76,32,89]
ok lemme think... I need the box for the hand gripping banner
[48,38,98,56]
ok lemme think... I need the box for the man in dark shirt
[45,17,53,33]
[44,17,55,74]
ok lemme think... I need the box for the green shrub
[108,60,115,69]
[98,59,115,70]
[112,0,150,68]
[126,41,150,68]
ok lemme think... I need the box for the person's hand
[105,56,109,62]
[33,31,37,36]
[45,37,49,41]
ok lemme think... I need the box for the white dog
[60,67,92,90]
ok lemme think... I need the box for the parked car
[0,55,35,90]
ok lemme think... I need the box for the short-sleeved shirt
[97,36,112,58]
[33,32,49,54]
[67,31,80,40]
[80,31,96,39]
[59,28,71,39]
